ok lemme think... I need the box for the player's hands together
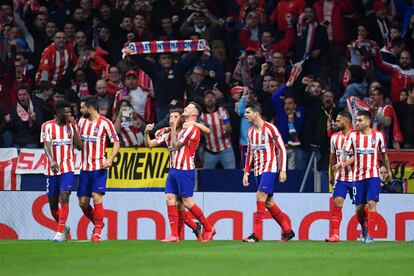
[243,173,250,187]
[279,171,287,183]
[332,162,343,171]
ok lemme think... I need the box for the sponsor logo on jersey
[356,148,375,154]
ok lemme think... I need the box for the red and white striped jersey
[344,129,386,181]
[156,126,200,170]
[372,104,394,144]
[120,121,144,147]
[330,131,353,182]
[40,119,76,176]
[202,107,232,152]
[78,115,119,171]
[35,43,76,85]
[244,121,287,176]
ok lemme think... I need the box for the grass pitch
[0,240,413,275]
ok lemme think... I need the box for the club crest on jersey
[260,134,265,141]
[66,128,72,135]
[94,126,99,133]
[371,138,376,144]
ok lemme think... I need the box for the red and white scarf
[122,39,208,57]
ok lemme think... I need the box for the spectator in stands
[395,83,414,149]
[180,10,221,42]
[338,65,367,109]
[45,20,58,43]
[374,48,414,103]
[7,83,44,148]
[157,15,182,40]
[0,103,11,147]
[186,66,214,103]
[104,66,124,95]
[400,88,408,102]
[295,6,329,77]
[113,70,153,123]
[201,90,235,169]
[25,12,48,65]
[314,0,355,90]
[32,80,54,121]
[95,79,114,118]
[301,90,339,170]
[232,51,260,88]
[130,51,203,121]
[380,165,403,193]
[113,99,144,147]
[380,37,405,66]
[239,13,294,58]
[270,0,306,31]
[254,63,280,121]
[236,87,254,167]
[366,1,391,48]
[35,31,77,86]
[369,88,399,149]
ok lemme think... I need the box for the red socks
[93,203,104,236]
[367,211,377,237]
[253,201,266,239]
[331,206,342,236]
[189,204,212,232]
[82,204,95,224]
[50,208,60,223]
[267,203,292,234]
[56,203,69,233]
[167,205,179,237]
[179,210,197,230]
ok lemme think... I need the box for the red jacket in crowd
[313,0,355,45]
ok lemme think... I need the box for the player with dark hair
[144,109,210,241]
[242,104,294,243]
[156,102,215,242]
[40,100,82,242]
[77,95,120,242]
[325,111,354,242]
[336,109,392,243]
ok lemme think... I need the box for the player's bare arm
[144,124,159,148]
[279,171,287,183]
[103,140,120,168]
[170,119,184,150]
[44,141,59,174]
[334,156,354,171]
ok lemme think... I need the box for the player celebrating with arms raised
[338,110,392,243]
[242,104,294,243]
[41,100,83,242]
[325,111,354,243]
[77,96,120,242]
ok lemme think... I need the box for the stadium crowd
[0,0,414,172]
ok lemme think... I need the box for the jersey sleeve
[343,132,355,153]
[272,126,287,171]
[155,128,169,145]
[383,105,394,118]
[179,125,197,144]
[330,135,336,154]
[244,128,253,174]
[104,119,120,142]
[40,123,51,143]
[221,108,231,124]
[378,132,386,153]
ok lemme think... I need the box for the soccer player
[144,110,210,241]
[325,111,354,243]
[41,100,83,242]
[337,110,392,243]
[77,96,120,242]
[242,104,294,243]
[158,102,215,242]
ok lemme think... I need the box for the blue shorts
[77,169,107,197]
[333,180,354,202]
[255,172,277,197]
[46,172,74,197]
[353,177,381,205]
[165,168,195,198]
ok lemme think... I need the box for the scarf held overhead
[122,39,208,57]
